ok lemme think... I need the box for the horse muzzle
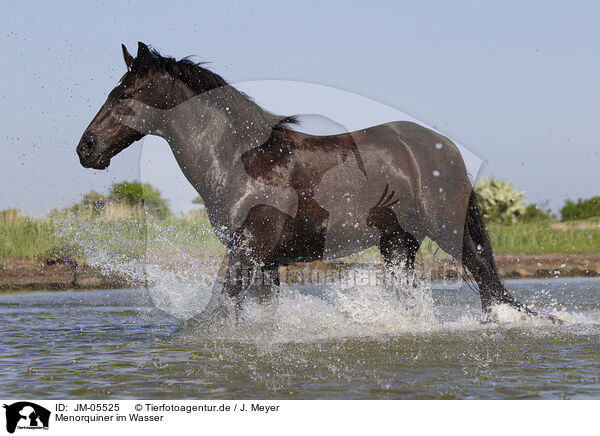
[77,133,110,169]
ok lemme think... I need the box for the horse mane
[133,48,299,130]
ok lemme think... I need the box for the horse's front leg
[193,251,257,323]
[222,229,281,309]
[224,260,281,307]
[222,243,255,309]
[249,263,280,303]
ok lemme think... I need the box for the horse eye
[118,94,132,102]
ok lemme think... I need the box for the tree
[520,202,555,223]
[108,181,171,219]
[67,191,107,216]
[560,196,600,221]
[81,191,108,215]
[473,176,527,224]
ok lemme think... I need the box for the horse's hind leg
[462,225,534,316]
[461,233,495,313]
[381,231,421,269]
[380,230,422,289]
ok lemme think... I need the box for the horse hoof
[545,314,564,325]
[479,310,496,324]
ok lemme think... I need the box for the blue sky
[1,0,598,214]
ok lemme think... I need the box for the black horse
[77,42,543,319]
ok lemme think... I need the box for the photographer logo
[3,402,50,433]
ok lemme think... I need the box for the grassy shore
[487,220,600,255]
[1,208,599,262]
[1,207,599,290]
[0,207,223,261]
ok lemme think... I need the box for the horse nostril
[77,142,91,156]
[77,134,96,157]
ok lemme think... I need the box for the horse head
[76,42,193,169]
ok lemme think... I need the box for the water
[1,278,599,399]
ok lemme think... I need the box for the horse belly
[320,219,379,260]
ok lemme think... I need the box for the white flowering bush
[474,176,527,224]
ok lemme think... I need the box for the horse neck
[157,85,280,214]
[161,109,237,208]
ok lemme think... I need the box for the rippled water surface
[1,278,599,399]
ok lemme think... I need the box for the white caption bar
[0,400,595,436]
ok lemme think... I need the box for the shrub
[108,181,171,219]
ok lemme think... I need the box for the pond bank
[1,253,599,291]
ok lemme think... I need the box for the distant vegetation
[474,177,558,223]
[475,177,600,224]
[471,177,598,254]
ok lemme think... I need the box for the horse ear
[122,44,133,70]
[137,42,152,69]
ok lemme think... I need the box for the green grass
[487,222,600,255]
[0,217,58,259]
[0,208,224,261]
[415,222,600,258]
[1,208,599,261]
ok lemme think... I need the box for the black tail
[465,189,497,276]
[464,189,537,315]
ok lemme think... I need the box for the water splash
[52,217,599,347]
